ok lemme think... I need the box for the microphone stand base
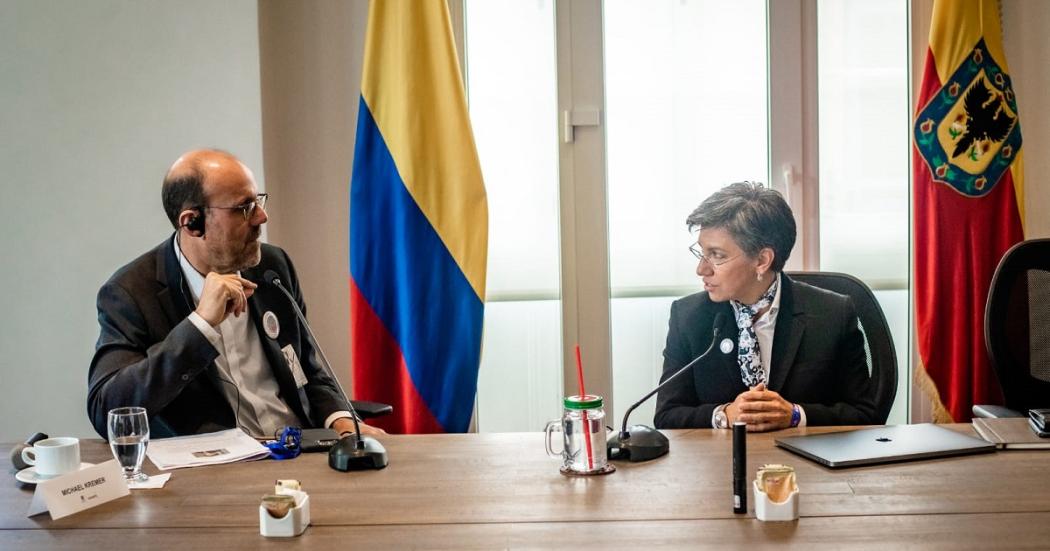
[328,435,388,471]
[607,425,670,462]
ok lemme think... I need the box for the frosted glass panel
[466,0,560,297]
[817,0,909,287]
[610,297,676,428]
[476,301,563,432]
[465,0,562,432]
[605,0,769,293]
[874,290,908,425]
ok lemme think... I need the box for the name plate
[27,460,130,519]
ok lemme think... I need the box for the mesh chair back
[984,239,1050,411]
[787,272,898,424]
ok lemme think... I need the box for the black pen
[733,421,747,514]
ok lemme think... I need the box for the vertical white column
[556,0,613,411]
[768,0,820,271]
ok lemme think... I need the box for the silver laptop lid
[774,424,996,468]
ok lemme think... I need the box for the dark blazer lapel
[153,234,238,432]
[705,301,737,354]
[244,275,310,424]
[716,301,736,345]
[716,301,740,376]
[156,234,193,327]
[768,274,806,392]
[700,301,746,395]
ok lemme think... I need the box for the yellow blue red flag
[350,0,488,433]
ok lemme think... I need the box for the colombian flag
[349,0,488,433]
[913,0,1024,422]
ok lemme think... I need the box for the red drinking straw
[575,344,595,471]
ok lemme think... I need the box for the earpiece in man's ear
[182,208,205,236]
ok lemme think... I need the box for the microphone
[263,270,388,471]
[607,312,727,462]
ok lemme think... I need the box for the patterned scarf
[732,276,779,388]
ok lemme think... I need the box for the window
[465,0,563,431]
[817,0,909,423]
[461,0,913,431]
[605,0,769,426]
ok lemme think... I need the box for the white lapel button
[263,311,280,340]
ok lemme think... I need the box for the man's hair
[161,149,240,229]
[685,181,796,273]
[161,160,206,229]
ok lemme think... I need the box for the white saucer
[15,463,95,484]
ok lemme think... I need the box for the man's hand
[726,383,794,432]
[195,273,258,327]
[332,417,388,437]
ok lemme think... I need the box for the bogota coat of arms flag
[913,0,1024,422]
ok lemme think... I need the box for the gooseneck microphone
[607,312,726,462]
[263,270,388,470]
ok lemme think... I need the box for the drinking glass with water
[108,407,149,482]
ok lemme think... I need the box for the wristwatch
[714,406,730,429]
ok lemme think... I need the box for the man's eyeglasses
[207,193,269,220]
[689,243,740,268]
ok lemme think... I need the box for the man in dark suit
[87,149,381,438]
[654,182,875,431]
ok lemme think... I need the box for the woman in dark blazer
[654,182,876,432]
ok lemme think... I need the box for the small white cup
[21,437,80,478]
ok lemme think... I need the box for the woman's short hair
[685,181,796,273]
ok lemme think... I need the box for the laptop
[774,424,996,468]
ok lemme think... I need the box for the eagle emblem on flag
[914,39,1022,197]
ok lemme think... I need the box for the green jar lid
[564,394,603,409]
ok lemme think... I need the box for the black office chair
[787,271,898,424]
[353,401,394,420]
[973,239,1050,419]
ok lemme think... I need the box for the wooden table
[3,426,1049,549]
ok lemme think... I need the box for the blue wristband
[790,404,801,427]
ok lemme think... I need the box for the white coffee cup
[21,437,81,478]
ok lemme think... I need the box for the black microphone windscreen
[712,312,725,337]
[263,269,282,287]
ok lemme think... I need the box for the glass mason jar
[545,395,608,474]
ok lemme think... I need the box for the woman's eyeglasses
[689,243,741,268]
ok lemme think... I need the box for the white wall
[0,0,263,439]
[258,0,369,396]
[1004,0,1050,238]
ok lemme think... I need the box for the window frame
[453,0,912,427]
